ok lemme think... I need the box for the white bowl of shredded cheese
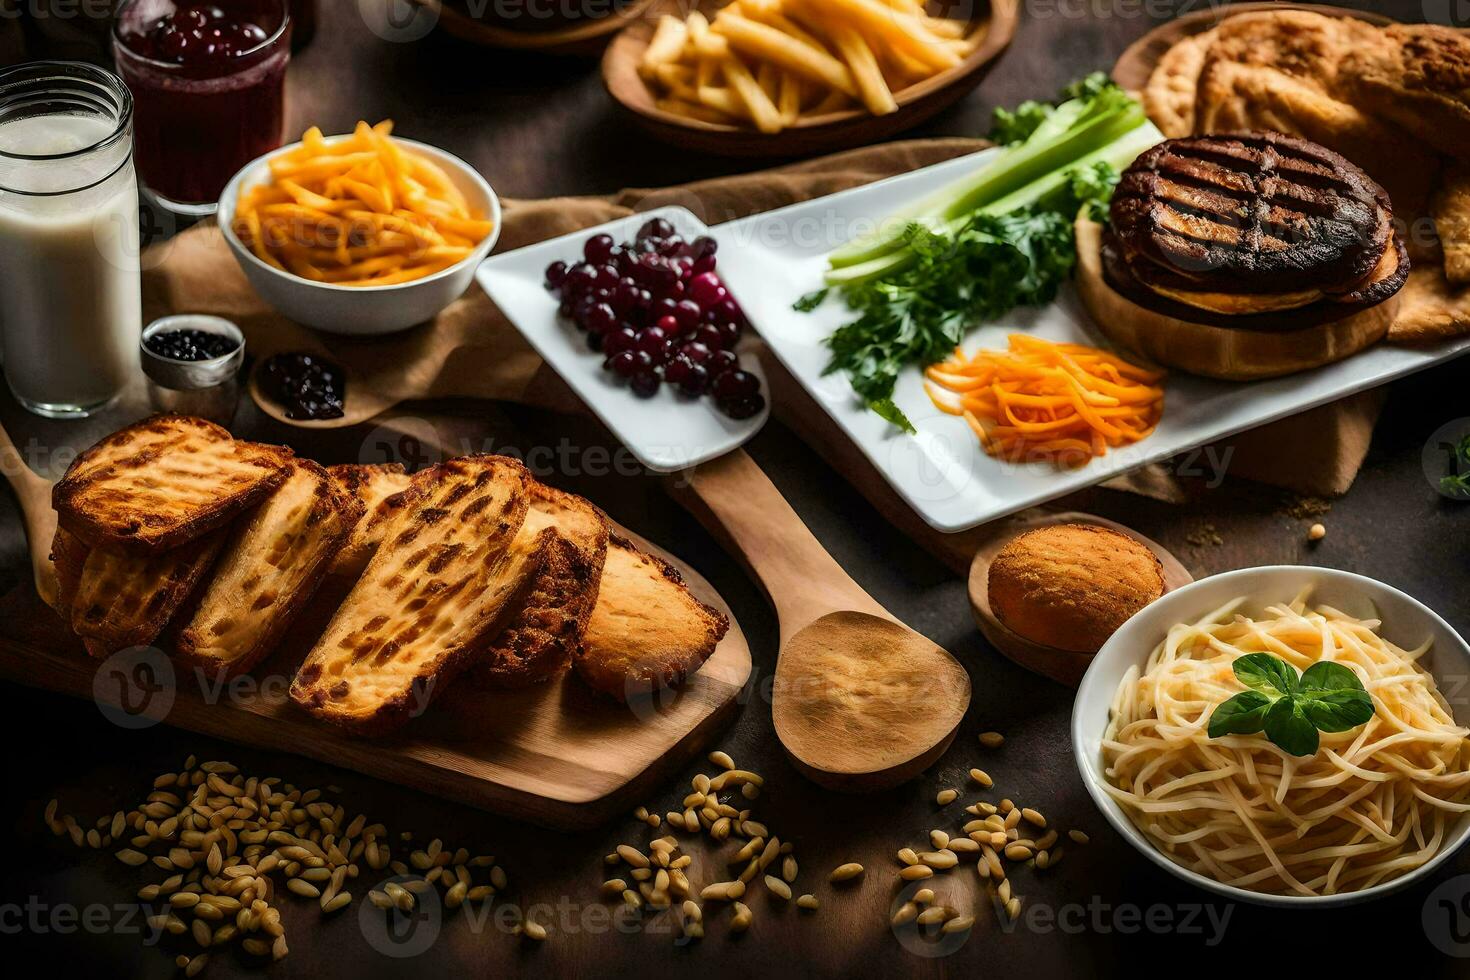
[1073,565,1470,907]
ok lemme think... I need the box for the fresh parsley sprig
[1207,653,1374,756]
[797,164,1117,433]
[1438,433,1470,499]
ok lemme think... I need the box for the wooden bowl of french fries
[602,0,1018,155]
[218,121,500,336]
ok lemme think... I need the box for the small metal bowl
[140,315,245,425]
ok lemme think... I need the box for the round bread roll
[1075,216,1397,380]
[987,524,1164,654]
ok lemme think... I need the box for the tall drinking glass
[0,61,140,419]
[112,0,290,218]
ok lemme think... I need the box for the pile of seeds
[43,755,519,975]
[602,749,854,942]
[893,731,1088,934]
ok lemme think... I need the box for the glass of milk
[0,62,141,418]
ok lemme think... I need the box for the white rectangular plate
[714,149,1470,532]
[476,206,769,473]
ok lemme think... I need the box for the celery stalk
[826,97,1144,271]
[823,119,1162,290]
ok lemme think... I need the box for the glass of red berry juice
[111,0,290,217]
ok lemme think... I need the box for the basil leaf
[1297,661,1365,696]
[1207,691,1271,739]
[1264,697,1319,756]
[1297,662,1374,732]
[1233,654,1298,700]
[1301,690,1375,733]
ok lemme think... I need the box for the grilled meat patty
[1110,132,1394,296]
[1101,228,1408,332]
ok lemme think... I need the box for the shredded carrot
[924,334,1165,468]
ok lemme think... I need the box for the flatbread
[1143,27,1214,138]
[1343,25,1470,161]
[1390,267,1470,344]
[1193,58,1437,216]
[1198,10,1379,96]
[1433,161,1470,286]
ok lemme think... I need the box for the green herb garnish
[1437,433,1470,499]
[1207,653,1374,756]
[807,75,1162,430]
[817,166,1116,431]
[792,288,828,313]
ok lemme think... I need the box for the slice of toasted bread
[472,483,610,688]
[54,415,292,551]
[175,460,362,679]
[71,532,227,657]
[324,463,414,583]
[574,535,728,702]
[50,527,87,618]
[290,455,541,735]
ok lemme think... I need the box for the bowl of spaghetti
[1073,566,1470,906]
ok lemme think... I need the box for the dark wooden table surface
[5,0,1470,976]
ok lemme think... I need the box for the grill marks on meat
[1111,132,1392,294]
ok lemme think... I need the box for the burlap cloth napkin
[142,138,1385,508]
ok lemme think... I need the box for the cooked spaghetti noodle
[1103,591,1470,896]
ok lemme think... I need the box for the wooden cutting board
[0,526,751,830]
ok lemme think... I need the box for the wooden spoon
[0,417,57,610]
[670,450,970,792]
[968,510,1192,686]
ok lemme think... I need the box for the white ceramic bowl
[1072,565,1470,907]
[217,135,501,336]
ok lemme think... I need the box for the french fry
[809,88,854,115]
[697,85,749,120]
[711,12,857,97]
[685,10,711,44]
[691,29,730,60]
[738,1,831,54]
[827,23,897,115]
[719,54,784,134]
[232,120,491,286]
[652,62,700,102]
[639,0,977,133]
[269,151,378,182]
[876,42,935,84]
[778,72,802,125]
[756,61,780,102]
[796,0,959,71]
[923,15,968,40]
[656,96,737,125]
[643,15,689,66]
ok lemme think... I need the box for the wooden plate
[1112,2,1395,93]
[0,524,752,830]
[967,510,1193,687]
[409,0,658,55]
[602,0,1019,157]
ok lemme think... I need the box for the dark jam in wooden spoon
[259,352,345,421]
